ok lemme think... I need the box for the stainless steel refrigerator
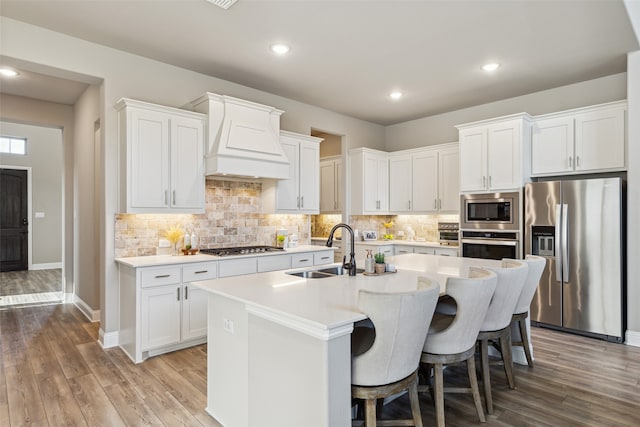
[524,177,625,342]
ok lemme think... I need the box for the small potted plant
[374,252,386,274]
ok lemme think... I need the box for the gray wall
[385,73,628,150]
[0,121,63,266]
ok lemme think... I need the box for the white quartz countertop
[192,253,500,334]
[115,245,334,268]
[311,237,457,249]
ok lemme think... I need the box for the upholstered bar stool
[420,267,497,427]
[477,259,528,414]
[511,255,546,367]
[351,277,440,427]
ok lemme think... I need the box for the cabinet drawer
[219,258,257,278]
[413,247,436,255]
[258,255,291,272]
[291,253,314,268]
[183,262,218,282]
[313,251,334,266]
[141,267,181,288]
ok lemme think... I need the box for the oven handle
[460,238,518,246]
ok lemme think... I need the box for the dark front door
[0,168,28,272]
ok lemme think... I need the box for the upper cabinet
[350,148,389,215]
[531,101,627,177]
[457,114,532,193]
[319,156,342,213]
[262,131,322,214]
[116,98,206,213]
[388,143,459,214]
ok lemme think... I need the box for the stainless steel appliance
[438,222,459,246]
[199,246,284,256]
[525,177,625,342]
[460,191,519,230]
[460,230,519,260]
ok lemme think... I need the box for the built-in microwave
[460,191,519,231]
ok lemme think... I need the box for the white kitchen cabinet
[531,101,626,176]
[350,148,389,215]
[319,156,342,213]
[457,114,532,193]
[355,244,393,261]
[116,98,206,213]
[388,143,459,214]
[434,247,459,257]
[392,245,458,257]
[119,261,217,363]
[262,131,322,214]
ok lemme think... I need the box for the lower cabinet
[393,244,459,257]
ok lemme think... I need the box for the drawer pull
[320,256,330,260]
[155,274,171,279]
[194,270,208,274]
[297,259,310,263]
[177,288,181,301]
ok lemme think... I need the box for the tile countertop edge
[114,245,335,268]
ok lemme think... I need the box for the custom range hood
[188,93,289,179]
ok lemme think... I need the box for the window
[0,136,27,155]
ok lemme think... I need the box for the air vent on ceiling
[206,0,238,9]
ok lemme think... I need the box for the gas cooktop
[199,246,285,257]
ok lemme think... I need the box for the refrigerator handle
[555,204,562,281]
[562,203,569,282]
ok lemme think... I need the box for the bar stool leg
[519,316,534,367]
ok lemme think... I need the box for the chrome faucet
[326,223,357,276]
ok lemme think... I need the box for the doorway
[0,168,28,271]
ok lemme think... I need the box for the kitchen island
[193,253,501,427]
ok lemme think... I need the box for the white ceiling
[0,0,637,125]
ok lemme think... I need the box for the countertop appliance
[524,177,625,342]
[437,222,459,246]
[199,246,284,256]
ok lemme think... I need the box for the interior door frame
[0,165,33,269]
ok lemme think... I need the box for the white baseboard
[99,328,119,349]
[73,295,100,322]
[63,292,74,303]
[31,262,63,270]
[625,330,640,347]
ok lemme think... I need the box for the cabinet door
[320,160,336,213]
[335,159,342,212]
[438,147,460,212]
[376,157,389,212]
[276,139,300,211]
[487,121,521,191]
[363,154,380,212]
[389,155,412,212]
[394,246,413,255]
[574,106,625,172]
[412,150,438,212]
[298,141,319,213]
[413,247,436,255]
[434,247,458,257]
[170,115,205,210]
[141,284,181,350]
[182,284,208,340]
[531,116,574,176]
[130,108,170,208]
[459,128,486,192]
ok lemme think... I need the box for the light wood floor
[0,269,62,296]
[2,303,640,426]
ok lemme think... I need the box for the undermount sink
[286,266,364,279]
[317,266,365,275]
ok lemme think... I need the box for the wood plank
[4,361,48,426]
[37,371,88,426]
[76,342,126,388]
[67,373,126,427]
[103,381,164,426]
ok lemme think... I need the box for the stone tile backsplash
[115,179,309,258]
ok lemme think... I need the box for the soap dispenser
[365,249,374,274]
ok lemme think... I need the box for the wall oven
[460,230,519,260]
[460,191,519,231]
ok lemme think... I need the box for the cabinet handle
[185,285,188,299]
[569,156,573,168]
[155,274,170,278]
[434,199,437,209]
[482,176,486,188]
[172,190,176,205]
[408,200,411,210]
[576,156,581,167]
[301,196,304,208]
[297,196,300,208]
[164,190,168,206]
[177,287,181,301]
[194,270,208,274]
[488,176,492,188]
[438,199,442,210]
[297,258,310,263]
[320,256,330,260]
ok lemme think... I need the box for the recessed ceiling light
[482,63,501,72]
[389,91,403,100]
[0,68,20,77]
[271,44,291,55]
